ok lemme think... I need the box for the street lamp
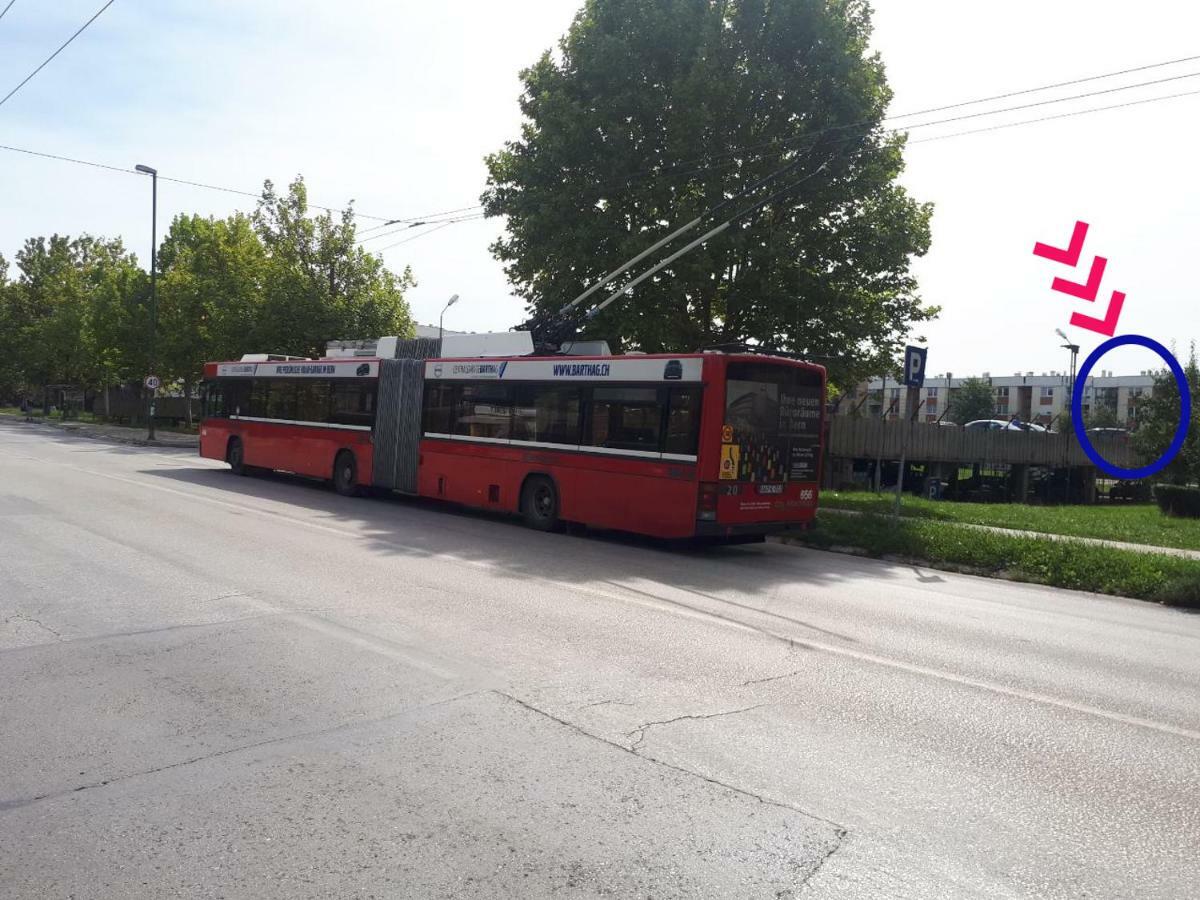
[439,294,459,347]
[1055,328,1080,502]
[135,163,158,441]
[1055,327,1080,399]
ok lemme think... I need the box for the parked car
[1087,427,1129,436]
[964,418,1047,433]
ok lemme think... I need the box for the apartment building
[846,370,1157,427]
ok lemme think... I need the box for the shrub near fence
[1154,485,1200,518]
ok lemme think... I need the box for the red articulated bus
[199,346,825,541]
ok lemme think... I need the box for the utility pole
[136,164,158,441]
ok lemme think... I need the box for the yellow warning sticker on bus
[719,443,740,480]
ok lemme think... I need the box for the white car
[964,419,1046,433]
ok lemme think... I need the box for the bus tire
[333,450,360,497]
[520,475,559,531]
[227,437,248,476]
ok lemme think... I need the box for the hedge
[1154,484,1200,518]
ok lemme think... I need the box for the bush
[1154,484,1200,518]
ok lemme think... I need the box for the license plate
[757,483,784,495]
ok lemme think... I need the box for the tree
[483,0,933,383]
[948,378,995,424]
[1133,346,1199,485]
[253,177,415,358]
[158,213,268,423]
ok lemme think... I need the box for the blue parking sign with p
[903,346,927,388]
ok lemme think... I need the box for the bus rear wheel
[227,437,248,476]
[333,450,360,497]
[521,475,559,531]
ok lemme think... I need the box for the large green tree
[1133,347,1199,485]
[253,177,415,358]
[158,212,268,421]
[483,0,933,381]
[0,235,139,408]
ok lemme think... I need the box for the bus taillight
[697,483,719,521]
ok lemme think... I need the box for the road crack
[743,669,804,687]
[3,614,63,640]
[626,704,767,751]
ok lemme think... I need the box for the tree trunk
[103,385,110,418]
[184,377,193,428]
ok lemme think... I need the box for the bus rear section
[695,357,825,538]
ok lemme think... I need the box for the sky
[1,0,1197,380]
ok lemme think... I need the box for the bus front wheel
[521,475,559,532]
[333,450,360,497]
[227,438,248,476]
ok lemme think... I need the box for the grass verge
[788,512,1200,608]
[821,491,1200,552]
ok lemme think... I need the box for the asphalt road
[1,420,1197,899]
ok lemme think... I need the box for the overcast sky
[1,0,1197,379]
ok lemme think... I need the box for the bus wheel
[521,475,559,531]
[227,437,247,476]
[333,450,360,497]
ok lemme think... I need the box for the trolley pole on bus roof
[135,163,158,442]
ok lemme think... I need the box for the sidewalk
[819,507,1200,562]
[0,414,199,449]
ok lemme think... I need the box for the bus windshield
[723,362,822,482]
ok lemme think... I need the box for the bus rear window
[723,362,822,482]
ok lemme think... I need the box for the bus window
[664,387,701,456]
[513,385,581,445]
[330,383,376,427]
[266,380,298,421]
[422,382,458,435]
[295,381,331,424]
[202,382,225,418]
[588,387,661,451]
[454,384,512,440]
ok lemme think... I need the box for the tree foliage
[254,178,415,358]
[483,0,934,383]
[948,377,996,425]
[1133,345,1199,485]
[0,178,416,408]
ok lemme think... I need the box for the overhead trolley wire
[0,0,116,110]
[627,52,1200,182]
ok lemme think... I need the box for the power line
[621,68,1200,190]
[356,207,487,243]
[908,85,1200,146]
[374,216,486,253]
[0,1,18,24]
[355,205,483,236]
[0,0,116,110]
[888,52,1200,121]
[0,142,465,224]
[629,52,1200,182]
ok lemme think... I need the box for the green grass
[790,512,1200,607]
[821,491,1200,552]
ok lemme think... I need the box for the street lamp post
[1055,328,1080,502]
[135,163,158,441]
[439,294,459,349]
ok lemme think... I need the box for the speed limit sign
[144,375,161,391]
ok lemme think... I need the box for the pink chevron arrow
[1052,255,1107,302]
[1033,220,1089,266]
[1070,290,1126,337]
